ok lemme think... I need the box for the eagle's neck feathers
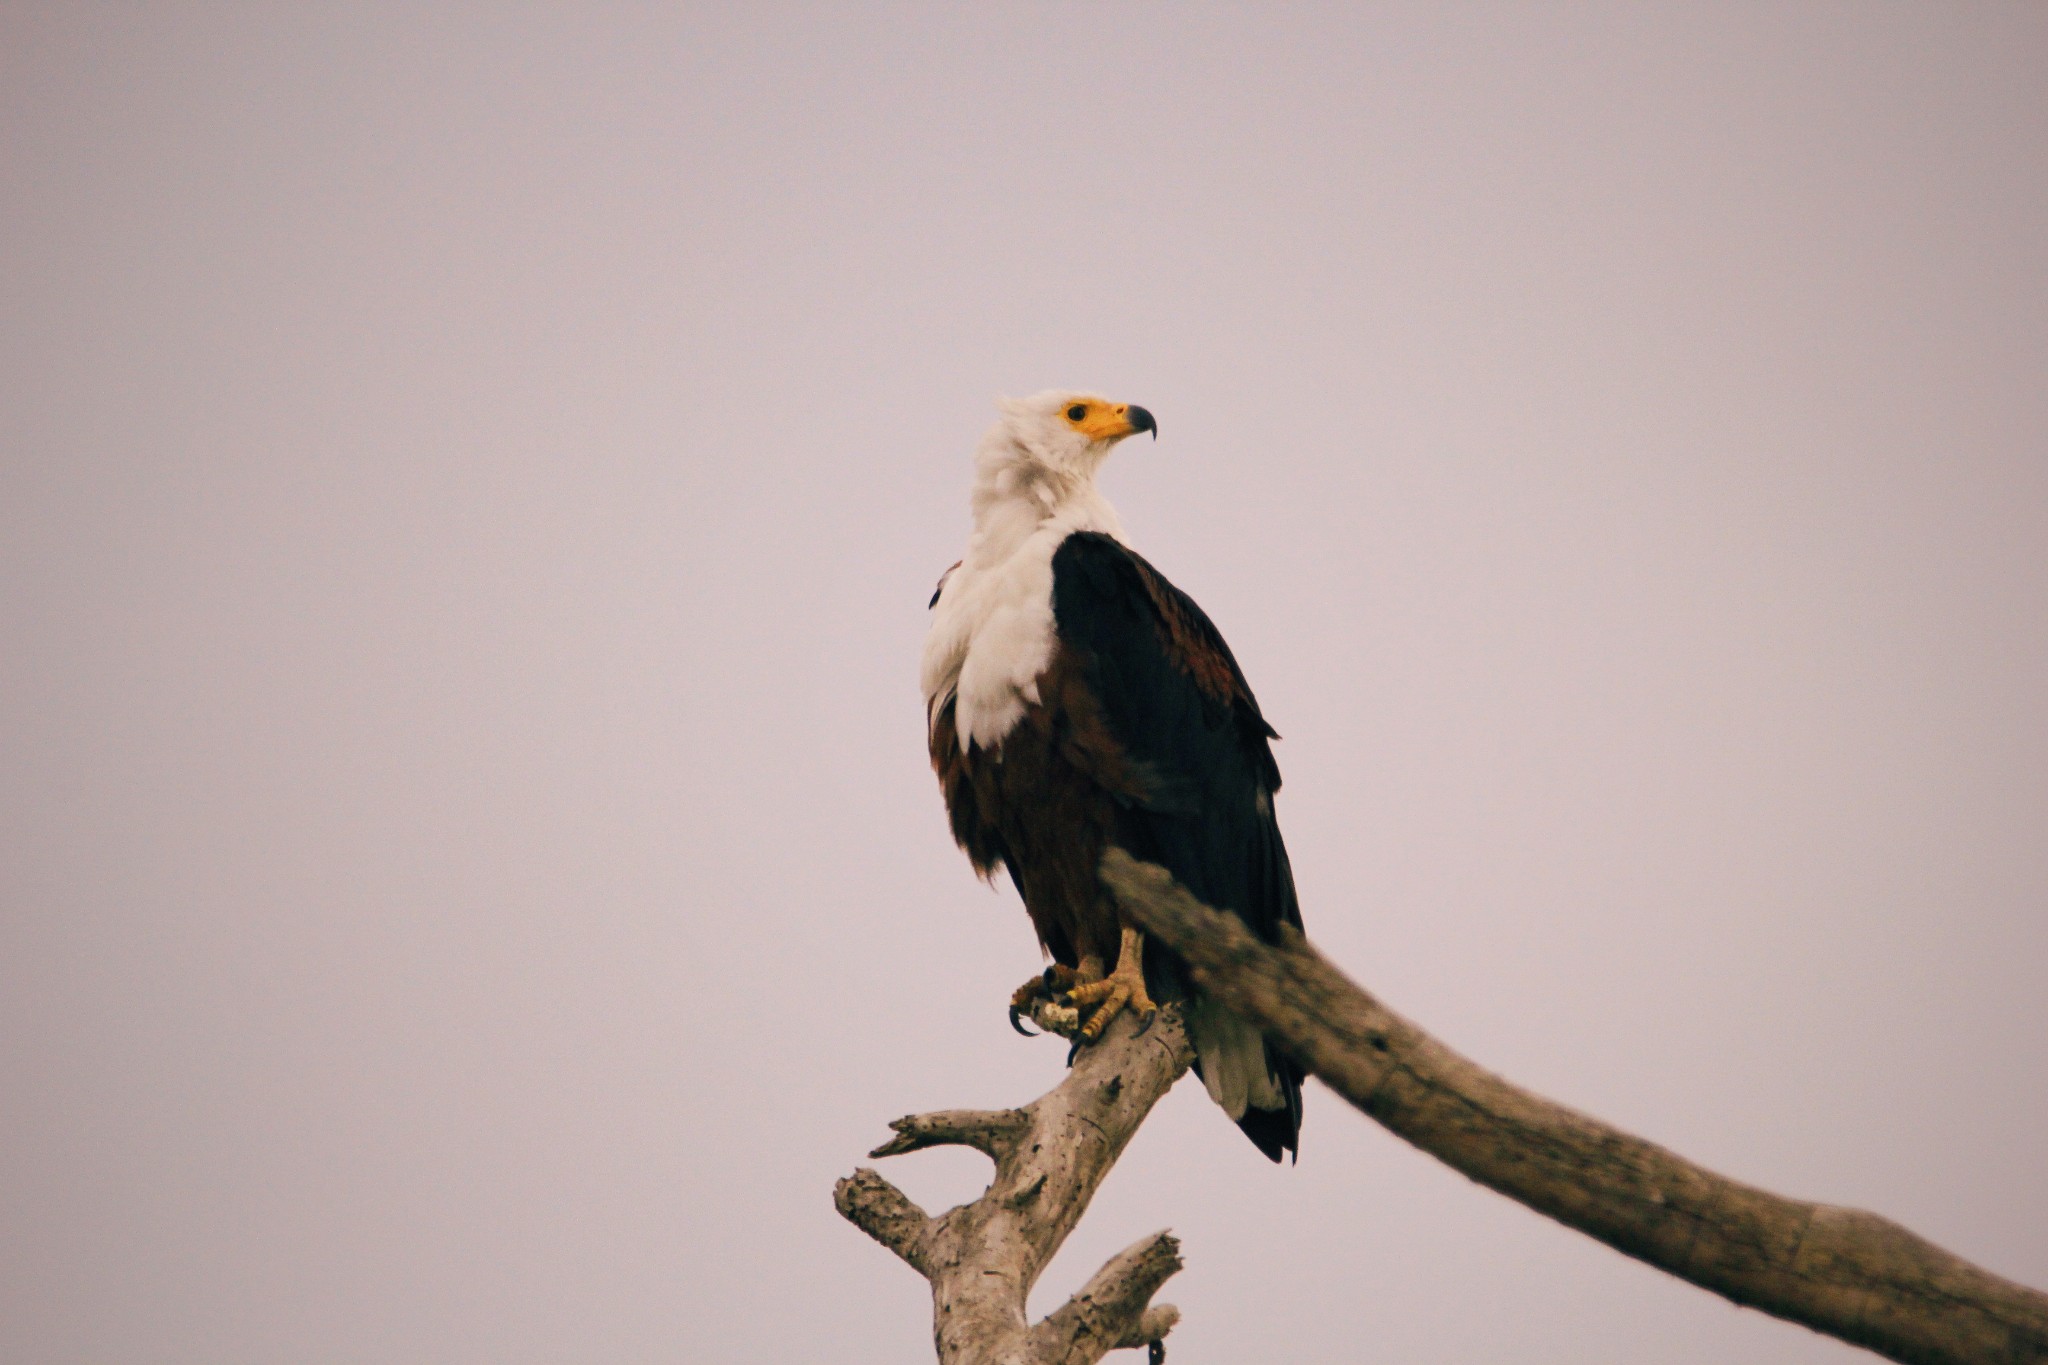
[920,426,1126,754]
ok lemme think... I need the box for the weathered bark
[835,1007,1193,1365]
[1102,848,2048,1365]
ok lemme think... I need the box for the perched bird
[921,391,1305,1161]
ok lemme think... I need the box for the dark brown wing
[1050,531,1304,1159]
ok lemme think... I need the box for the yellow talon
[1067,927,1157,1041]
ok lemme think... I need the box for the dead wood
[1102,847,2048,1365]
[835,1006,1193,1365]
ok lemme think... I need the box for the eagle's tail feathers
[1187,998,1301,1162]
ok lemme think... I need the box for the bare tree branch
[835,1007,1193,1365]
[1103,847,2048,1365]
[1030,1231,1183,1365]
[871,1109,1032,1161]
[836,1166,935,1274]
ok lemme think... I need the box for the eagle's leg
[1008,963,1083,1036]
[1066,927,1158,1042]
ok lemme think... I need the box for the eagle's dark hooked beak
[1125,404,1157,440]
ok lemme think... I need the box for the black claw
[1065,1037,1084,1067]
[1134,1008,1158,1038]
[1009,1006,1039,1037]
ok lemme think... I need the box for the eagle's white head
[987,389,1157,479]
[969,389,1156,536]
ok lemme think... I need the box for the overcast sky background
[4,4,2046,1362]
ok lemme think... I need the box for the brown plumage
[928,645,1142,971]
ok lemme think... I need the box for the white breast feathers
[921,438,1124,754]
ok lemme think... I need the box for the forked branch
[835,1008,1193,1365]
[1102,848,2048,1365]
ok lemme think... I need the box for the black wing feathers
[1051,532,1304,1161]
[1051,533,1299,941]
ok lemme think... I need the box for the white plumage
[921,392,1127,751]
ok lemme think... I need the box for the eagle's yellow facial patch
[1062,398,1143,442]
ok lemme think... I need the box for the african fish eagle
[921,390,1305,1162]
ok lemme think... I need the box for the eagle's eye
[1066,404,1088,422]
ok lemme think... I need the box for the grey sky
[3,4,2045,1362]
